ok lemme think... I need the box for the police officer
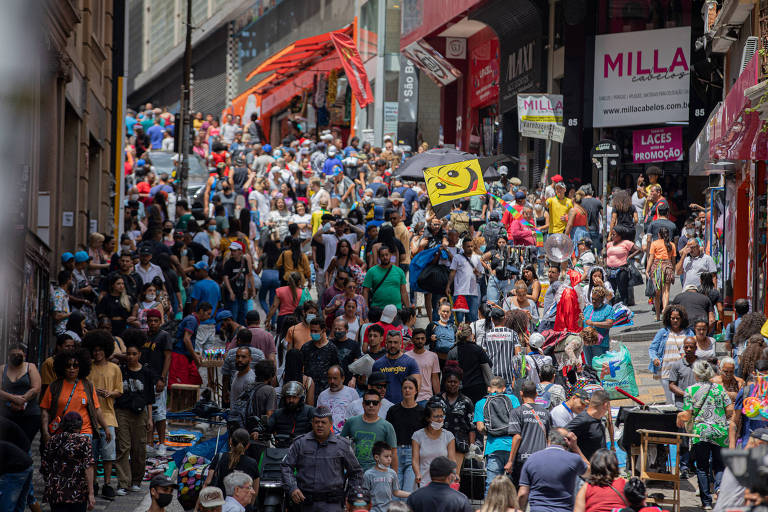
[281,406,363,512]
[266,381,314,443]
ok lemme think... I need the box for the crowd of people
[1,105,767,512]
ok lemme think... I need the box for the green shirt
[176,212,194,231]
[682,382,731,446]
[340,415,397,470]
[362,264,406,309]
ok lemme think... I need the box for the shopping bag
[591,344,639,400]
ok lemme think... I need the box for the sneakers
[703,505,713,510]
[130,485,142,492]
[156,444,167,457]
[115,488,128,496]
[102,484,116,500]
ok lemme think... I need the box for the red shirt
[137,181,152,206]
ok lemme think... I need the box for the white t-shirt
[321,233,357,272]
[551,402,576,427]
[631,192,646,218]
[449,252,482,296]
[317,385,360,433]
[248,190,270,225]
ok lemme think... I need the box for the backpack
[484,221,506,249]
[535,383,555,410]
[482,393,514,437]
[230,381,270,431]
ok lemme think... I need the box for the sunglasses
[66,362,80,369]
[364,400,380,406]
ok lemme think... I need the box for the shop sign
[384,102,399,139]
[445,37,466,59]
[402,39,462,86]
[517,94,564,141]
[592,27,690,128]
[398,56,419,123]
[469,38,499,108]
[633,126,683,163]
[500,38,539,113]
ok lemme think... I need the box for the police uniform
[281,431,363,512]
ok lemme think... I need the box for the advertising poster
[469,38,499,108]
[632,126,683,163]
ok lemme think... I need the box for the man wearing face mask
[300,318,340,403]
[329,318,362,382]
[147,475,177,512]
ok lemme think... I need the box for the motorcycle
[247,416,294,512]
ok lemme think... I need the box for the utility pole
[178,0,193,200]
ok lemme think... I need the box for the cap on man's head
[149,474,178,489]
[74,251,90,263]
[515,191,526,200]
[145,308,162,319]
[509,177,522,186]
[529,333,545,349]
[197,487,225,508]
[429,456,457,479]
[572,389,591,400]
[139,246,153,255]
[380,304,398,324]
[551,174,564,183]
[684,284,699,292]
[263,144,272,153]
[215,310,233,322]
[312,406,333,419]
[229,242,243,251]
[61,252,75,263]
[327,146,338,155]
[193,261,209,271]
[389,191,403,202]
[368,371,387,385]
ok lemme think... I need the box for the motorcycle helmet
[282,381,306,401]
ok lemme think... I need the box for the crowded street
[2,2,768,512]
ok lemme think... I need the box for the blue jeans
[486,276,509,305]
[258,269,280,323]
[584,343,608,367]
[456,294,479,323]
[225,298,248,325]
[0,467,32,512]
[692,441,724,507]
[588,229,602,253]
[397,445,416,493]
[485,451,511,495]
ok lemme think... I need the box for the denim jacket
[647,327,694,374]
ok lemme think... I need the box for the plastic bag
[591,344,639,400]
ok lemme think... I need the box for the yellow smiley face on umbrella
[423,158,487,206]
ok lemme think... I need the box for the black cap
[150,474,178,489]
[429,456,457,479]
[750,427,768,442]
[368,371,387,385]
[312,406,333,419]
[139,245,153,255]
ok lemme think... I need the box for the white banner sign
[593,26,690,127]
[518,94,564,141]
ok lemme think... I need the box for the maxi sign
[592,27,690,127]
[632,126,683,163]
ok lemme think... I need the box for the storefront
[229,23,372,146]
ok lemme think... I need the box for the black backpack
[484,221,506,250]
[482,393,514,437]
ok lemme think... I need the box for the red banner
[469,38,499,108]
[329,31,374,108]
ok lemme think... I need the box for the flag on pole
[329,31,374,108]
[487,193,521,219]
[424,159,487,207]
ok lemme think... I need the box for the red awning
[245,24,354,97]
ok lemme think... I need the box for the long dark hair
[283,349,305,383]
[228,428,250,469]
[658,227,673,260]
[65,311,86,338]
[289,237,302,268]
[376,224,398,253]
[698,272,716,300]
[612,189,633,214]
[586,449,620,486]
[262,239,281,268]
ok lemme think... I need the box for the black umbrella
[394,148,510,182]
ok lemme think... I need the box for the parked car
[146,150,209,201]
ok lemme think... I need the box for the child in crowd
[362,442,410,512]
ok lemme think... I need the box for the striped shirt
[483,327,520,387]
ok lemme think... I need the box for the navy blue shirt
[406,482,472,512]
[174,314,200,357]
[519,446,588,512]
[371,354,420,403]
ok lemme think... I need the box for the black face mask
[155,492,173,508]
[9,354,23,367]
[333,331,346,341]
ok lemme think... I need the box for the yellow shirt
[311,209,330,235]
[40,356,56,387]
[88,362,123,427]
[546,196,573,233]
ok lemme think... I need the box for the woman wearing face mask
[161,221,175,247]
[1,344,42,444]
[135,283,164,329]
[286,301,319,351]
[385,376,424,492]
[411,398,456,487]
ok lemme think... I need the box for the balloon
[545,233,574,263]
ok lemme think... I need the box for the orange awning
[245,24,354,97]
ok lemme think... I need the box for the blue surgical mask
[305,314,316,323]
[208,225,216,232]
[310,333,322,341]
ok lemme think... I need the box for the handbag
[48,379,79,434]
[644,275,656,298]
[298,287,312,307]
[417,263,450,295]
[628,263,644,287]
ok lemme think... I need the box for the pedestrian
[222,243,255,325]
[341,389,398,471]
[317,365,359,433]
[169,301,212,386]
[372,330,420,403]
[82,330,124,499]
[506,381,551,485]
[676,360,733,509]
[0,344,42,445]
[204,429,261,498]
[114,336,155,495]
[267,271,305,335]
[363,245,409,310]
[412,397,456,488]
[692,318,716,361]
[362,442,411,512]
[646,226,676,320]
[146,475,177,512]
[711,356,745,403]
[440,363,475,473]
[573,449,627,512]
[648,304,694,405]
[405,328,440,405]
[221,329,264,406]
[675,238,716,290]
[0,403,37,512]
[385,376,424,492]
[517,428,589,512]
[565,389,612,461]
[140,309,172,456]
[282,406,364,512]
[473,376,521,493]
[479,476,520,512]
[447,323,492,403]
[41,411,96,512]
[446,237,482,323]
[196,486,226,512]
[482,307,519,393]
[229,347,256,405]
[222,471,257,512]
[603,226,641,305]
[580,286,614,365]
[406,457,471,512]
[300,317,340,402]
[667,336,699,412]
[550,390,589,428]
[671,284,715,331]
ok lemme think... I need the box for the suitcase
[459,457,486,502]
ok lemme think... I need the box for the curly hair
[586,449,620,486]
[443,360,464,380]
[734,312,767,349]
[590,285,608,303]
[53,348,92,379]
[505,310,530,337]
[82,329,116,359]
[662,304,689,330]
[580,326,599,346]
[740,334,767,379]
